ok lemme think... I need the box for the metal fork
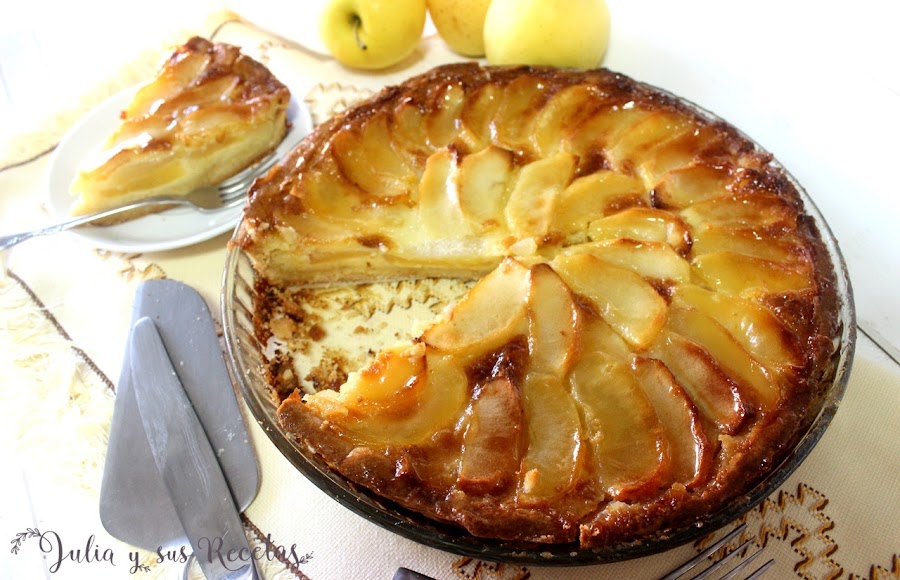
[0,150,279,251]
[659,523,775,580]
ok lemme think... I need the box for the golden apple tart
[233,63,845,550]
[69,37,290,218]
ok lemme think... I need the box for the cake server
[100,280,259,553]
[130,316,259,580]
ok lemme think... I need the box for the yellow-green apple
[483,0,611,69]
[319,0,426,70]
[427,0,492,56]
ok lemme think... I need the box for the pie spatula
[99,279,259,553]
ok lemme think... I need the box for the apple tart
[69,37,290,218]
[234,63,844,549]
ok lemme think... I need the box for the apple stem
[351,15,367,51]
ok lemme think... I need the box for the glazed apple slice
[504,152,576,239]
[457,374,524,495]
[122,46,207,114]
[570,352,669,501]
[530,84,606,157]
[423,258,530,356]
[300,155,375,223]
[459,83,502,150]
[588,207,693,255]
[115,75,240,142]
[492,75,551,152]
[561,239,691,284]
[328,343,426,415]
[424,82,465,149]
[518,373,585,504]
[455,145,515,229]
[649,330,750,434]
[527,264,580,376]
[565,104,650,162]
[633,357,713,489]
[579,314,633,365]
[667,306,780,410]
[651,164,734,209]
[692,251,813,295]
[331,111,419,196]
[680,193,797,233]
[390,99,431,158]
[418,148,473,239]
[635,125,730,186]
[672,284,803,370]
[552,253,668,350]
[551,171,646,234]
[605,111,695,180]
[303,346,468,445]
[691,228,805,263]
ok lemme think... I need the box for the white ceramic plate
[46,87,313,253]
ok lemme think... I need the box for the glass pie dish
[220,87,856,564]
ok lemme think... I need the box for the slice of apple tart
[234,63,845,549]
[69,37,290,219]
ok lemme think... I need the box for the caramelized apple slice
[667,306,780,410]
[633,357,713,489]
[530,84,606,157]
[304,347,468,445]
[681,193,797,233]
[651,164,734,209]
[122,48,209,117]
[330,343,426,415]
[635,125,731,186]
[691,228,806,263]
[528,264,580,376]
[579,314,633,364]
[552,171,646,234]
[606,111,694,179]
[459,83,501,150]
[418,148,472,239]
[565,105,650,161]
[561,239,691,283]
[331,112,419,196]
[115,76,241,143]
[649,331,750,434]
[299,155,374,223]
[588,207,692,255]
[457,374,524,495]
[518,373,585,503]
[552,253,668,350]
[425,82,465,149]
[390,100,430,158]
[491,75,551,152]
[505,152,576,238]
[423,258,530,355]
[570,353,669,501]
[692,252,813,294]
[455,145,515,229]
[672,284,803,370]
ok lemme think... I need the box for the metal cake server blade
[130,316,259,580]
[100,279,258,551]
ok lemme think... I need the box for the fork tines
[659,523,772,580]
